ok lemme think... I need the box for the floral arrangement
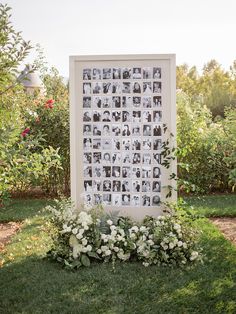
[46,199,202,269]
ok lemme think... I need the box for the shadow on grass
[0,236,236,314]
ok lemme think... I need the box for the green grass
[0,197,236,314]
[184,194,236,217]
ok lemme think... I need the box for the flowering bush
[46,199,202,269]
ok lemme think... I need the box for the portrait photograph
[103,179,112,192]
[153,96,162,107]
[92,82,102,94]
[113,180,121,192]
[112,111,121,122]
[103,82,112,94]
[94,194,102,205]
[84,180,92,192]
[153,139,162,150]
[153,81,162,93]
[143,67,152,79]
[132,166,141,178]
[102,96,112,108]
[133,96,141,107]
[83,152,92,164]
[103,194,112,205]
[122,180,131,192]
[93,166,102,178]
[153,110,162,122]
[112,124,121,136]
[83,96,91,108]
[112,96,121,108]
[102,166,111,177]
[83,82,91,95]
[112,82,121,94]
[83,68,91,80]
[122,111,131,122]
[143,125,152,136]
[83,110,92,122]
[102,110,111,122]
[132,152,141,164]
[142,110,152,122]
[103,68,112,79]
[112,152,121,164]
[122,82,131,94]
[122,96,132,108]
[93,110,101,122]
[102,138,112,150]
[122,152,131,164]
[112,194,121,206]
[122,194,130,206]
[153,125,162,136]
[153,181,161,192]
[153,153,161,164]
[142,180,151,192]
[93,68,101,80]
[83,165,92,178]
[152,195,161,206]
[83,138,92,150]
[132,139,141,150]
[132,111,141,123]
[143,82,152,94]
[93,138,101,150]
[143,96,152,108]
[132,180,141,192]
[142,167,151,178]
[102,124,111,136]
[93,152,101,164]
[102,152,111,164]
[93,180,102,192]
[122,68,131,79]
[122,139,131,150]
[142,153,151,164]
[131,195,140,206]
[93,96,102,108]
[84,194,92,205]
[153,167,161,178]
[153,67,161,79]
[143,139,152,150]
[133,82,141,93]
[113,67,121,79]
[142,195,151,206]
[93,125,101,136]
[112,166,121,178]
[122,124,131,136]
[122,166,131,178]
[112,139,121,150]
[133,67,142,79]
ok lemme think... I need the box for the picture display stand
[70,54,176,220]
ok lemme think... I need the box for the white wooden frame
[70,54,176,220]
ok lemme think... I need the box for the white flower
[142,235,147,241]
[76,233,83,239]
[169,242,175,249]
[143,262,149,267]
[72,228,78,235]
[110,225,116,231]
[107,219,113,225]
[177,241,183,247]
[131,226,139,233]
[147,240,154,246]
[174,223,181,231]
[67,226,72,232]
[183,243,187,249]
[111,230,117,237]
[113,246,119,253]
[79,228,85,235]
[105,249,111,256]
[190,251,199,261]
[130,233,136,240]
[101,245,108,252]
[97,249,102,254]
[140,226,147,232]
[82,238,88,246]
[86,245,92,252]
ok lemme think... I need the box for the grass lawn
[0,196,236,314]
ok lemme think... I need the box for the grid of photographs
[82,66,162,207]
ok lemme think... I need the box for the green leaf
[81,254,90,267]
[87,251,101,260]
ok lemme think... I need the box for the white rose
[107,219,113,225]
[177,241,183,247]
[79,228,85,234]
[97,249,102,254]
[101,245,108,252]
[140,226,146,232]
[105,250,111,256]
[86,245,92,252]
[190,251,199,261]
[72,228,78,235]
[113,247,119,252]
[82,238,88,246]
[76,233,83,239]
[169,242,175,249]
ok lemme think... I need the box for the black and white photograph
[153,167,161,178]
[143,153,151,164]
[153,81,162,93]
[132,180,141,192]
[112,152,121,163]
[113,68,121,79]
[84,194,92,205]
[143,139,152,150]
[103,82,112,94]
[122,124,131,136]
[142,167,151,178]
[143,110,152,122]
[112,166,121,178]
[103,180,111,192]
[133,96,141,107]
[83,124,92,136]
[153,139,162,150]
[143,96,152,108]
[84,180,92,192]
[83,82,91,95]
[132,111,141,123]
[132,153,141,164]
[102,110,111,122]
[83,152,92,164]
[153,110,162,122]
[84,165,92,178]
[133,67,142,79]
[112,111,121,122]
[93,138,101,149]
[131,195,140,206]
[112,124,121,136]
[83,68,91,80]
[83,111,92,122]
[102,166,111,177]
[132,139,141,150]
[93,110,101,122]
[102,138,112,150]
[122,139,131,150]
[102,152,111,164]
[153,153,161,164]
[122,152,131,164]
[113,180,121,192]
[122,96,132,108]
[103,194,112,205]
[122,111,131,122]
[142,195,151,206]
[122,68,131,79]
[102,124,111,136]
[122,194,130,206]
[122,180,131,192]
[122,82,131,93]
[93,166,102,178]
[94,194,102,205]
[83,138,92,150]
[112,96,121,108]
[102,96,112,108]
[143,82,152,94]
[93,68,101,80]
[112,139,121,150]
[142,180,151,192]
[93,152,101,164]
[112,82,121,94]
[83,96,91,108]
[93,125,101,136]
[143,125,152,136]
[152,195,161,206]
[132,166,141,178]
[153,181,161,192]
[153,124,162,136]
[153,67,161,79]
[133,82,141,93]
[93,180,102,192]
[143,67,152,79]
[153,96,162,107]
[132,125,141,137]
[112,194,121,206]
[93,96,102,108]
[103,68,112,79]
[122,166,131,178]
[92,82,102,94]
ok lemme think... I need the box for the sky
[5,0,236,77]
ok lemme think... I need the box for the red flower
[45,99,55,109]
[21,127,30,137]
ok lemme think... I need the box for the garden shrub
[46,199,202,269]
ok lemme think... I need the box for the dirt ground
[0,222,22,252]
[209,217,236,246]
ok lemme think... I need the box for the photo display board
[70,55,176,220]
